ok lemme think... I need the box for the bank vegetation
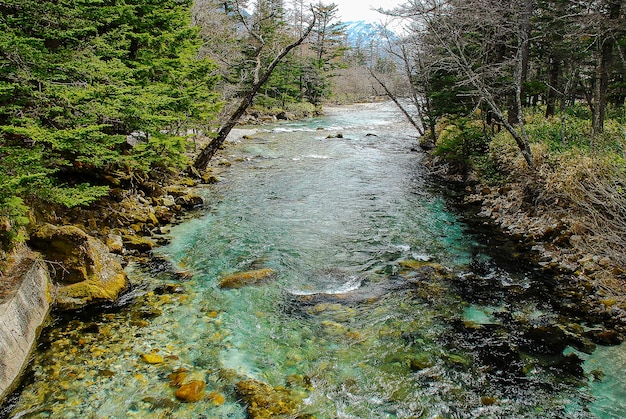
[377,0,626,310]
[1,0,625,316]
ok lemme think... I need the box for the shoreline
[2,104,624,408]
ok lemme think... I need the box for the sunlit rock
[0,250,51,400]
[29,224,128,310]
[218,268,276,289]
[175,380,206,402]
[208,391,226,406]
[140,353,164,364]
[235,378,297,418]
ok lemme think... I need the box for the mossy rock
[123,235,154,252]
[201,173,220,184]
[175,194,204,209]
[235,379,297,419]
[29,224,128,310]
[175,380,206,402]
[219,268,276,289]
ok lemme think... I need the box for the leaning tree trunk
[193,15,316,171]
[368,68,424,136]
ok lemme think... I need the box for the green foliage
[521,106,625,156]
[42,184,111,209]
[523,109,591,152]
[132,134,191,172]
[0,196,29,250]
[0,0,221,250]
[434,117,490,170]
[471,155,507,186]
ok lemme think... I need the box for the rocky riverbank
[0,151,221,404]
[0,250,51,401]
[427,155,626,336]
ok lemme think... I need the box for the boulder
[175,193,204,209]
[218,268,276,289]
[0,250,51,400]
[105,234,124,254]
[29,224,128,310]
[141,353,164,364]
[235,379,297,419]
[175,380,206,402]
[122,234,154,252]
[154,206,175,224]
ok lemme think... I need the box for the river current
[4,102,626,418]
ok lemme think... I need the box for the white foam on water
[288,275,363,296]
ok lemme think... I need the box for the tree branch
[193,9,317,171]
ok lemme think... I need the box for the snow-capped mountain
[341,20,397,48]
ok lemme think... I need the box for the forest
[2,0,626,416]
[1,0,625,297]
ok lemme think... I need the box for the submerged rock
[235,378,298,418]
[29,224,128,310]
[208,391,226,406]
[140,353,164,364]
[168,368,189,387]
[175,380,206,402]
[218,268,276,289]
[122,234,154,252]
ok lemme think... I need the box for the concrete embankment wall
[0,253,51,401]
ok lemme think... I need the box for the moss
[235,379,298,419]
[218,268,276,289]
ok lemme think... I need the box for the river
[3,102,625,418]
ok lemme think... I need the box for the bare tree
[591,0,622,137]
[193,6,316,170]
[389,0,536,167]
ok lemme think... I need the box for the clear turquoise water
[5,102,625,418]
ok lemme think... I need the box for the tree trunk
[545,57,560,118]
[369,68,424,136]
[193,14,316,171]
[509,0,534,124]
[592,0,621,136]
[592,39,613,136]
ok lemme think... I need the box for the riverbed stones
[140,353,164,364]
[105,233,124,254]
[29,224,128,310]
[235,378,297,418]
[175,193,204,209]
[122,234,154,252]
[175,380,206,402]
[218,268,276,289]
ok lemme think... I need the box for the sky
[327,0,405,23]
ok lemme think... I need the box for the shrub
[433,117,489,171]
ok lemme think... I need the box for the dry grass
[487,122,626,303]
